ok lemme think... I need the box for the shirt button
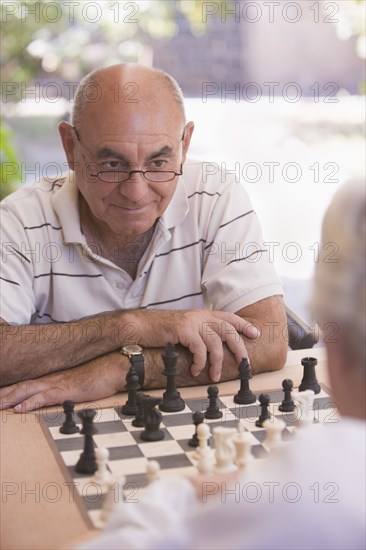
[116,283,124,289]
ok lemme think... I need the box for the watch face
[123,344,143,355]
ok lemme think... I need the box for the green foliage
[0,0,214,101]
[0,119,20,200]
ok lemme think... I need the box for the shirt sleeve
[201,179,283,312]
[0,207,37,324]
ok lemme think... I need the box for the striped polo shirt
[0,159,283,325]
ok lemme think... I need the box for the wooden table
[0,348,328,550]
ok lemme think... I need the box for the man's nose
[118,171,149,201]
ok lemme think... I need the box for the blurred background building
[1,0,365,323]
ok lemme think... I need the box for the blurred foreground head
[310,180,366,418]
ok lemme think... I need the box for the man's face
[62,93,193,242]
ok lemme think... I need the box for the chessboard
[39,383,339,529]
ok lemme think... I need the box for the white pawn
[196,423,214,474]
[295,389,315,430]
[146,460,160,484]
[193,421,209,460]
[213,426,238,474]
[94,447,112,485]
[233,423,254,469]
[101,476,125,526]
[262,417,286,451]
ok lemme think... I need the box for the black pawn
[60,400,79,434]
[299,357,321,394]
[234,357,256,405]
[121,364,141,416]
[132,392,145,427]
[75,409,97,474]
[159,343,185,412]
[140,396,165,442]
[204,385,223,419]
[255,394,271,427]
[279,379,295,412]
[188,411,205,447]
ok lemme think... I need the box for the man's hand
[135,309,259,382]
[0,353,123,412]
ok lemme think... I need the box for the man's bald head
[71,63,186,129]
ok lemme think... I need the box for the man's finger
[0,382,38,408]
[0,382,19,400]
[223,329,249,366]
[188,339,208,377]
[204,335,224,383]
[212,312,260,339]
[14,388,63,412]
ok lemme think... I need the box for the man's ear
[58,121,77,170]
[182,121,194,164]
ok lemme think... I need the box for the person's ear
[326,338,351,391]
[181,121,194,163]
[58,122,77,170]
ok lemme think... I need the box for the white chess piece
[196,423,214,474]
[262,417,286,451]
[295,390,315,430]
[146,460,160,484]
[213,426,238,474]
[193,422,210,460]
[94,447,112,484]
[233,423,254,468]
[100,475,126,526]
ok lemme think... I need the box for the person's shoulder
[283,416,365,478]
[0,174,70,230]
[1,174,68,208]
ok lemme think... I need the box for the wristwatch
[121,344,145,388]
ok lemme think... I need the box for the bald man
[0,64,286,411]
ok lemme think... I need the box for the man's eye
[150,160,166,169]
[103,161,126,170]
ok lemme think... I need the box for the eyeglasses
[72,126,183,184]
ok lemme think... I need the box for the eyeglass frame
[71,126,184,184]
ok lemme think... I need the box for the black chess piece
[299,357,321,394]
[234,357,256,405]
[140,396,165,442]
[60,400,80,434]
[255,394,271,427]
[75,409,97,474]
[159,343,185,412]
[279,379,295,412]
[204,385,223,419]
[121,364,141,416]
[188,411,205,447]
[132,392,145,427]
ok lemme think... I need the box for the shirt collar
[51,172,85,244]
[160,174,189,230]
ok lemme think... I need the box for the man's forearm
[244,332,287,374]
[0,308,258,387]
[0,327,284,411]
[0,311,138,386]
[236,296,288,374]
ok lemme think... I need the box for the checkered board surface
[40,385,338,529]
